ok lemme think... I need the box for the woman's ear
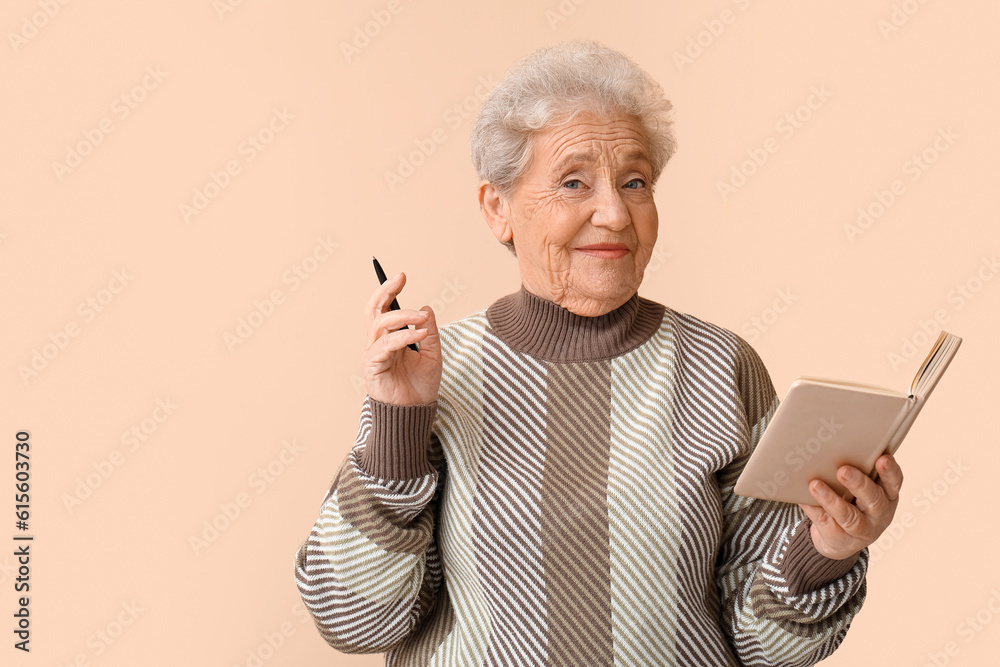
[479,181,513,244]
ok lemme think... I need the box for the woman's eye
[563,179,582,189]
[624,178,646,189]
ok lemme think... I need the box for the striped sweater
[295,285,868,666]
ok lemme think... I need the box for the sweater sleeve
[293,395,445,654]
[714,337,868,667]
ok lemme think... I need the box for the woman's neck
[485,284,664,362]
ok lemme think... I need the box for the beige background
[3,1,998,665]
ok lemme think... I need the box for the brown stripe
[540,360,614,666]
[747,574,856,639]
[338,457,435,554]
[475,339,550,664]
[393,577,456,666]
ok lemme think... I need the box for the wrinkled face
[490,112,659,316]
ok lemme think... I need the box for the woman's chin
[564,282,639,316]
[580,268,640,295]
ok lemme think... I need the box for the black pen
[372,256,419,352]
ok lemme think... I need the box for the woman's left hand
[797,453,904,560]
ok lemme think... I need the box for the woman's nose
[589,182,630,230]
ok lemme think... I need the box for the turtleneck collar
[485,285,665,362]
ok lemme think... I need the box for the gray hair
[469,39,677,255]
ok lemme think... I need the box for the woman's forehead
[535,119,652,171]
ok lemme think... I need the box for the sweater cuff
[780,518,860,596]
[357,398,438,480]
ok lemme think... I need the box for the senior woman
[295,40,903,666]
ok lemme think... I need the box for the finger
[799,492,851,555]
[414,305,440,353]
[370,309,431,344]
[797,502,826,524]
[368,307,431,350]
[368,326,430,363]
[874,454,904,502]
[807,479,866,536]
[365,271,405,324]
[837,465,891,518]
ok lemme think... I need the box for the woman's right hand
[361,271,442,406]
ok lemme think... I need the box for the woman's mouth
[576,243,629,259]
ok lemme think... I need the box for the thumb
[798,503,824,522]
